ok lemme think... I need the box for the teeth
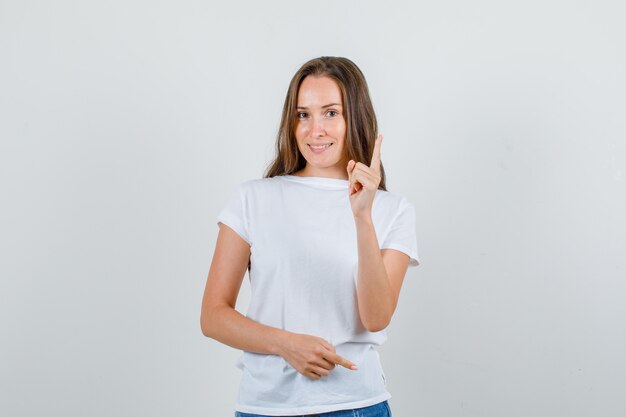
[310,143,332,149]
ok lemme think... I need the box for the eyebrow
[296,103,342,110]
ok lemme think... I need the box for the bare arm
[200,223,287,355]
[354,215,410,332]
[347,135,411,333]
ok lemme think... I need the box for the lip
[308,143,333,154]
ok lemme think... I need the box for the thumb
[346,160,355,176]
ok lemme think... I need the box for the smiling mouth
[308,143,333,150]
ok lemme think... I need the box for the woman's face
[294,75,348,176]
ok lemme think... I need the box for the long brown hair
[263,56,387,191]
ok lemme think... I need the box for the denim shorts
[234,400,392,417]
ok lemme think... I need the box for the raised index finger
[369,134,383,173]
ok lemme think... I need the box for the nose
[310,116,326,138]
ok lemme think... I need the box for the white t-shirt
[216,174,420,416]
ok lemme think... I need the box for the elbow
[364,322,389,333]
[360,303,395,332]
[200,315,212,338]
[200,305,220,338]
[201,303,233,337]
[362,316,391,333]
[359,293,397,332]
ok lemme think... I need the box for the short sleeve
[380,198,420,267]
[216,182,251,246]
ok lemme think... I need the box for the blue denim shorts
[234,400,392,417]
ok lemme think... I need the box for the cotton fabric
[216,174,419,416]
[234,399,392,417]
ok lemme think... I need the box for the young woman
[201,56,420,417]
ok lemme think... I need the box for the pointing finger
[323,351,358,371]
[369,134,383,173]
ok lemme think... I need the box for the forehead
[297,75,343,106]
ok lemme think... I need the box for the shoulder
[237,176,283,196]
[374,188,412,215]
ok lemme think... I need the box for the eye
[297,111,308,119]
[326,110,338,117]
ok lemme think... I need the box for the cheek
[335,118,347,134]
[335,122,347,140]
[295,124,309,138]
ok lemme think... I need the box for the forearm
[354,215,394,331]
[202,304,291,356]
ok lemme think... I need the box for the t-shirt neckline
[281,174,349,189]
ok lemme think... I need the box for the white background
[1,1,625,416]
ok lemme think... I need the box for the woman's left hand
[346,134,383,219]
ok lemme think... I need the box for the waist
[236,344,389,413]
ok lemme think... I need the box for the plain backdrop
[1,1,625,416]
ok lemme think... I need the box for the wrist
[271,328,293,357]
[353,212,373,225]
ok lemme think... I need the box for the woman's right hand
[277,332,358,380]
